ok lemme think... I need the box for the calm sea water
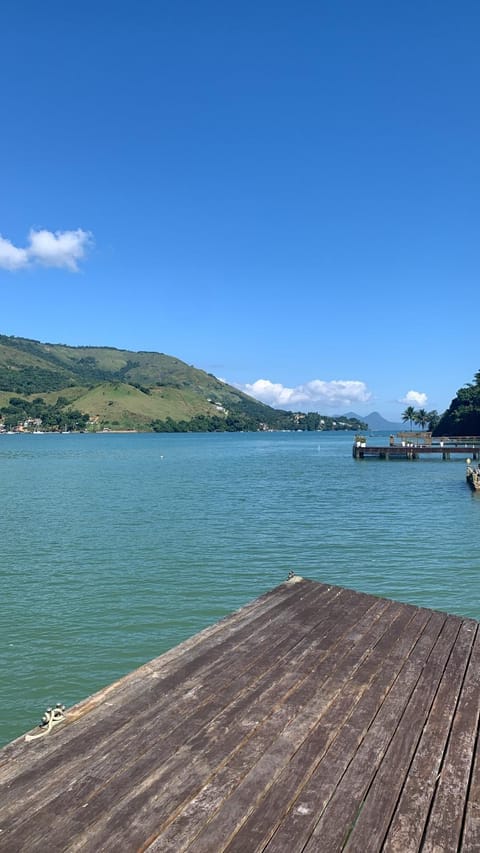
[1,430,479,746]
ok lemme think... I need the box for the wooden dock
[353,437,480,460]
[1,577,480,852]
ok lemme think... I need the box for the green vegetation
[401,407,440,432]
[151,411,363,433]
[433,370,480,436]
[1,396,89,431]
[0,334,367,433]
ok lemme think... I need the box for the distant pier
[353,432,480,460]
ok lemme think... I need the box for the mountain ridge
[0,334,367,432]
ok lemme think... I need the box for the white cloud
[0,236,28,270]
[400,390,428,407]
[0,228,93,271]
[241,378,372,410]
[28,228,92,270]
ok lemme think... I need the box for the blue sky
[1,1,479,420]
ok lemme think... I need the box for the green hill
[0,334,366,433]
[434,370,480,436]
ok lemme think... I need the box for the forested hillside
[0,335,366,433]
[434,370,480,435]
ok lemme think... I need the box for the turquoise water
[1,431,479,746]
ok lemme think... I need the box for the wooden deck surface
[1,577,480,852]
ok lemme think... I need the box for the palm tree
[415,408,429,430]
[427,410,440,431]
[402,406,417,430]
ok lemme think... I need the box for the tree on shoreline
[402,407,440,432]
[415,408,429,430]
[433,370,480,435]
[402,406,416,430]
[426,410,440,431]
[0,396,89,432]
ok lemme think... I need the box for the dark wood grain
[422,624,480,852]
[0,577,478,853]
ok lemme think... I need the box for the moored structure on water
[466,464,480,491]
[353,433,480,460]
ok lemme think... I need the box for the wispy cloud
[0,228,93,272]
[399,390,428,407]
[240,378,372,410]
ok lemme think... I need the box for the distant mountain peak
[343,411,403,431]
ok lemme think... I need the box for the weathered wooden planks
[0,577,478,852]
